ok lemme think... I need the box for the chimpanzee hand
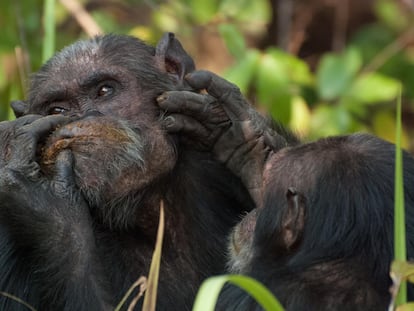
[0,115,110,309]
[0,114,90,233]
[157,70,290,205]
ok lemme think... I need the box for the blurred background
[0,0,413,150]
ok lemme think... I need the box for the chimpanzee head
[228,134,414,303]
[11,33,195,228]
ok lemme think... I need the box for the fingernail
[157,94,168,102]
[163,116,175,127]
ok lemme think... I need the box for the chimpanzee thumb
[52,150,77,197]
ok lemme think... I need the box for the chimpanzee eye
[48,107,67,115]
[97,85,114,97]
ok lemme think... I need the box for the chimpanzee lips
[40,119,131,167]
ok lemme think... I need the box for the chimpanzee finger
[53,150,76,197]
[161,114,210,138]
[0,115,40,134]
[185,70,250,120]
[162,114,228,150]
[158,91,228,124]
[158,91,214,113]
[10,115,70,165]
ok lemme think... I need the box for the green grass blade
[192,274,285,311]
[395,85,407,305]
[42,0,56,62]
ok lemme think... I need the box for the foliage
[192,274,285,311]
[0,0,413,309]
[1,0,413,150]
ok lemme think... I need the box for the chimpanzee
[157,70,414,310]
[0,34,255,310]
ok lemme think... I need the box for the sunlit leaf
[192,275,285,311]
[266,48,313,85]
[316,47,362,100]
[219,0,271,25]
[309,105,354,138]
[218,24,246,60]
[348,72,400,104]
[289,96,311,137]
[129,26,155,43]
[256,52,292,124]
[186,0,218,24]
[372,111,409,149]
[152,6,179,32]
[375,0,408,31]
[223,50,260,93]
[397,303,414,311]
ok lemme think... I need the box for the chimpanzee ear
[282,187,305,249]
[10,100,28,118]
[155,32,195,83]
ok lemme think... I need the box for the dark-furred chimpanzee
[0,34,255,310]
[157,70,414,310]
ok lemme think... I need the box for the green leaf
[372,111,410,148]
[218,24,247,60]
[256,52,292,124]
[397,303,414,311]
[266,48,313,85]
[309,105,355,138]
[186,0,218,24]
[347,72,400,104]
[223,50,260,93]
[289,96,311,137]
[316,48,362,100]
[375,0,408,31]
[192,275,285,311]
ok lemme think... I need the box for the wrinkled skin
[0,34,253,311]
[158,70,298,205]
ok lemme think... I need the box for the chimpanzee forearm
[157,70,298,205]
[0,116,112,310]
[0,186,110,310]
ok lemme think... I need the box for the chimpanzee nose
[81,110,104,120]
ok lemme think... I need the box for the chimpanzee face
[228,147,312,273]
[24,35,180,211]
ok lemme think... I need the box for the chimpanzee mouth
[39,119,134,168]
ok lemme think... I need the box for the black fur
[0,35,253,310]
[219,134,414,311]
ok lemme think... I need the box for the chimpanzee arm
[0,116,111,310]
[157,70,297,205]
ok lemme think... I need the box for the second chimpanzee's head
[228,134,414,307]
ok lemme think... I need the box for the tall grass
[192,275,285,311]
[394,86,407,305]
[42,0,55,63]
